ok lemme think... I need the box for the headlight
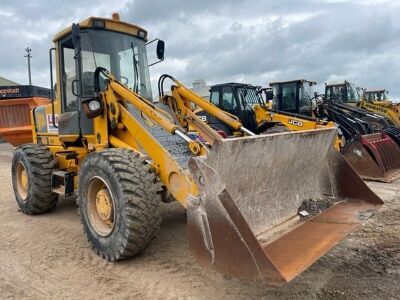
[82,97,104,119]
[89,100,101,111]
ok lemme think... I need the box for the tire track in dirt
[1,145,400,299]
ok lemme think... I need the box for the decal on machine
[288,119,304,127]
[198,115,207,122]
[46,114,59,133]
[365,103,388,114]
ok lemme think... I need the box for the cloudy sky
[0,0,399,99]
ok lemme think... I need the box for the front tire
[11,144,58,214]
[78,149,162,261]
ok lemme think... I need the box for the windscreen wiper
[131,42,139,93]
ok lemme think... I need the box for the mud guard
[187,128,383,286]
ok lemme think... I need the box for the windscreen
[299,83,313,107]
[271,82,297,113]
[236,86,263,110]
[327,84,359,103]
[366,91,387,101]
[347,83,360,102]
[80,29,152,100]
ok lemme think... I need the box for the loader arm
[158,75,255,144]
[93,69,202,207]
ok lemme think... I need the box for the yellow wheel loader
[11,14,383,286]
[323,81,400,144]
[356,89,400,127]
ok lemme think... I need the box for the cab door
[58,25,93,143]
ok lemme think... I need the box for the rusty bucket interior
[342,133,400,182]
[187,128,383,286]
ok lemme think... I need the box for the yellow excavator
[11,14,382,286]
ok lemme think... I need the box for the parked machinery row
[7,13,386,287]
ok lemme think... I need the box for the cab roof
[325,80,352,87]
[269,79,316,86]
[211,82,259,89]
[365,89,387,93]
[53,16,148,43]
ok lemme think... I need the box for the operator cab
[269,79,316,117]
[202,83,266,134]
[45,14,164,144]
[364,89,389,102]
[325,81,361,104]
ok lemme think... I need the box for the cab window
[221,86,237,110]
[61,40,78,112]
[210,90,220,106]
[281,82,297,112]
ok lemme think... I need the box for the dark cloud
[0,0,399,99]
[125,0,400,98]
[0,0,127,86]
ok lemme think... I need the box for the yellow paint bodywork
[170,85,243,132]
[30,16,203,208]
[164,85,238,145]
[53,17,148,42]
[356,98,400,127]
[253,104,344,150]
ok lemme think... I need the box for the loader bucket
[186,128,383,286]
[342,133,400,182]
[383,127,400,145]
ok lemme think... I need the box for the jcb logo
[198,115,207,122]
[288,119,303,127]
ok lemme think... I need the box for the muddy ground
[0,143,399,299]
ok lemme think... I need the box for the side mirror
[266,90,274,101]
[71,23,81,51]
[156,40,165,60]
[146,38,165,67]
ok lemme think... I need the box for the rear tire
[78,149,162,261]
[11,144,58,214]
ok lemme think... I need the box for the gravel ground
[0,143,399,299]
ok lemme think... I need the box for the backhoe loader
[11,14,383,286]
[170,77,400,182]
[272,80,400,182]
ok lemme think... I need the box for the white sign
[46,114,59,133]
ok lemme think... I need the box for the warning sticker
[46,114,59,133]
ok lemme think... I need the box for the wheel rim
[86,176,116,236]
[16,162,29,200]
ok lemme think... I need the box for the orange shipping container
[0,85,50,146]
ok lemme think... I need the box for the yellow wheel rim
[16,162,29,200]
[86,176,115,236]
[95,189,113,224]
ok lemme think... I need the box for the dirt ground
[0,143,399,300]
